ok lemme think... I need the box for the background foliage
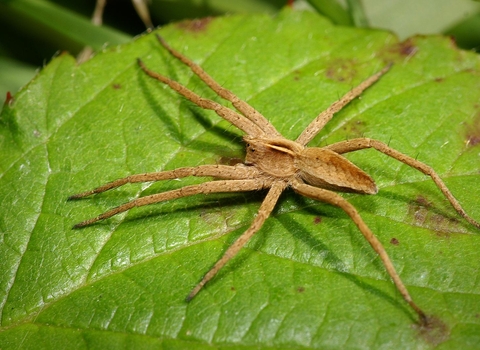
[0,0,480,101]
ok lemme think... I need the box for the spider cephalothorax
[70,35,479,326]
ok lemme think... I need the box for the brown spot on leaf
[297,286,305,293]
[325,59,357,82]
[416,195,432,208]
[177,17,213,33]
[396,38,418,57]
[390,237,399,245]
[407,196,468,236]
[4,91,14,107]
[342,120,366,138]
[414,315,450,346]
[313,216,322,224]
[380,38,418,63]
[465,112,480,147]
[292,70,301,81]
[447,35,458,48]
[199,207,227,227]
[112,83,121,89]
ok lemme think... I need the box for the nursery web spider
[70,35,480,326]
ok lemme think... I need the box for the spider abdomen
[296,147,378,194]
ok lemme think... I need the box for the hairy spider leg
[186,181,287,301]
[138,59,265,138]
[72,178,272,228]
[69,164,259,199]
[325,138,480,229]
[155,35,281,138]
[292,180,428,325]
[296,65,391,146]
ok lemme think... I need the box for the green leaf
[1,9,480,349]
[305,0,353,25]
[0,0,130,51]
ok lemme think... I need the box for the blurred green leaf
[305,0,353,25]
[0,0,130,52]
[0,57,37,103]
[1,9,480,349]
[150,0,287,22]
[346,0,368,27]
[445,12,480,50]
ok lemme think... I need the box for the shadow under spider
[87,186,267,228]
[138,54,243,147]
[275,194,416,322]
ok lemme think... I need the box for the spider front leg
[187,181,287,301]
[71,178,271,228]
[137,59,265,138]
[68,164,260,199]
[291,180,428,325]
[296,65,391,146]
[325,138,480,229]
[154,35,281,138]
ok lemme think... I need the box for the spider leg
[291,180,428,325]
[138,59,264,138]
[154,35,281,138]
[296,65,391,146]
[72,178,272,229]
[325,138,480,229]
[186,181,287,301]
[68,164,260,199]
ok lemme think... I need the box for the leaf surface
[1,10,480,349]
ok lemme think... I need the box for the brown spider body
[70,35,480,326]
[245,136,377,194]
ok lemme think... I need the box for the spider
[70,35,480,326]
